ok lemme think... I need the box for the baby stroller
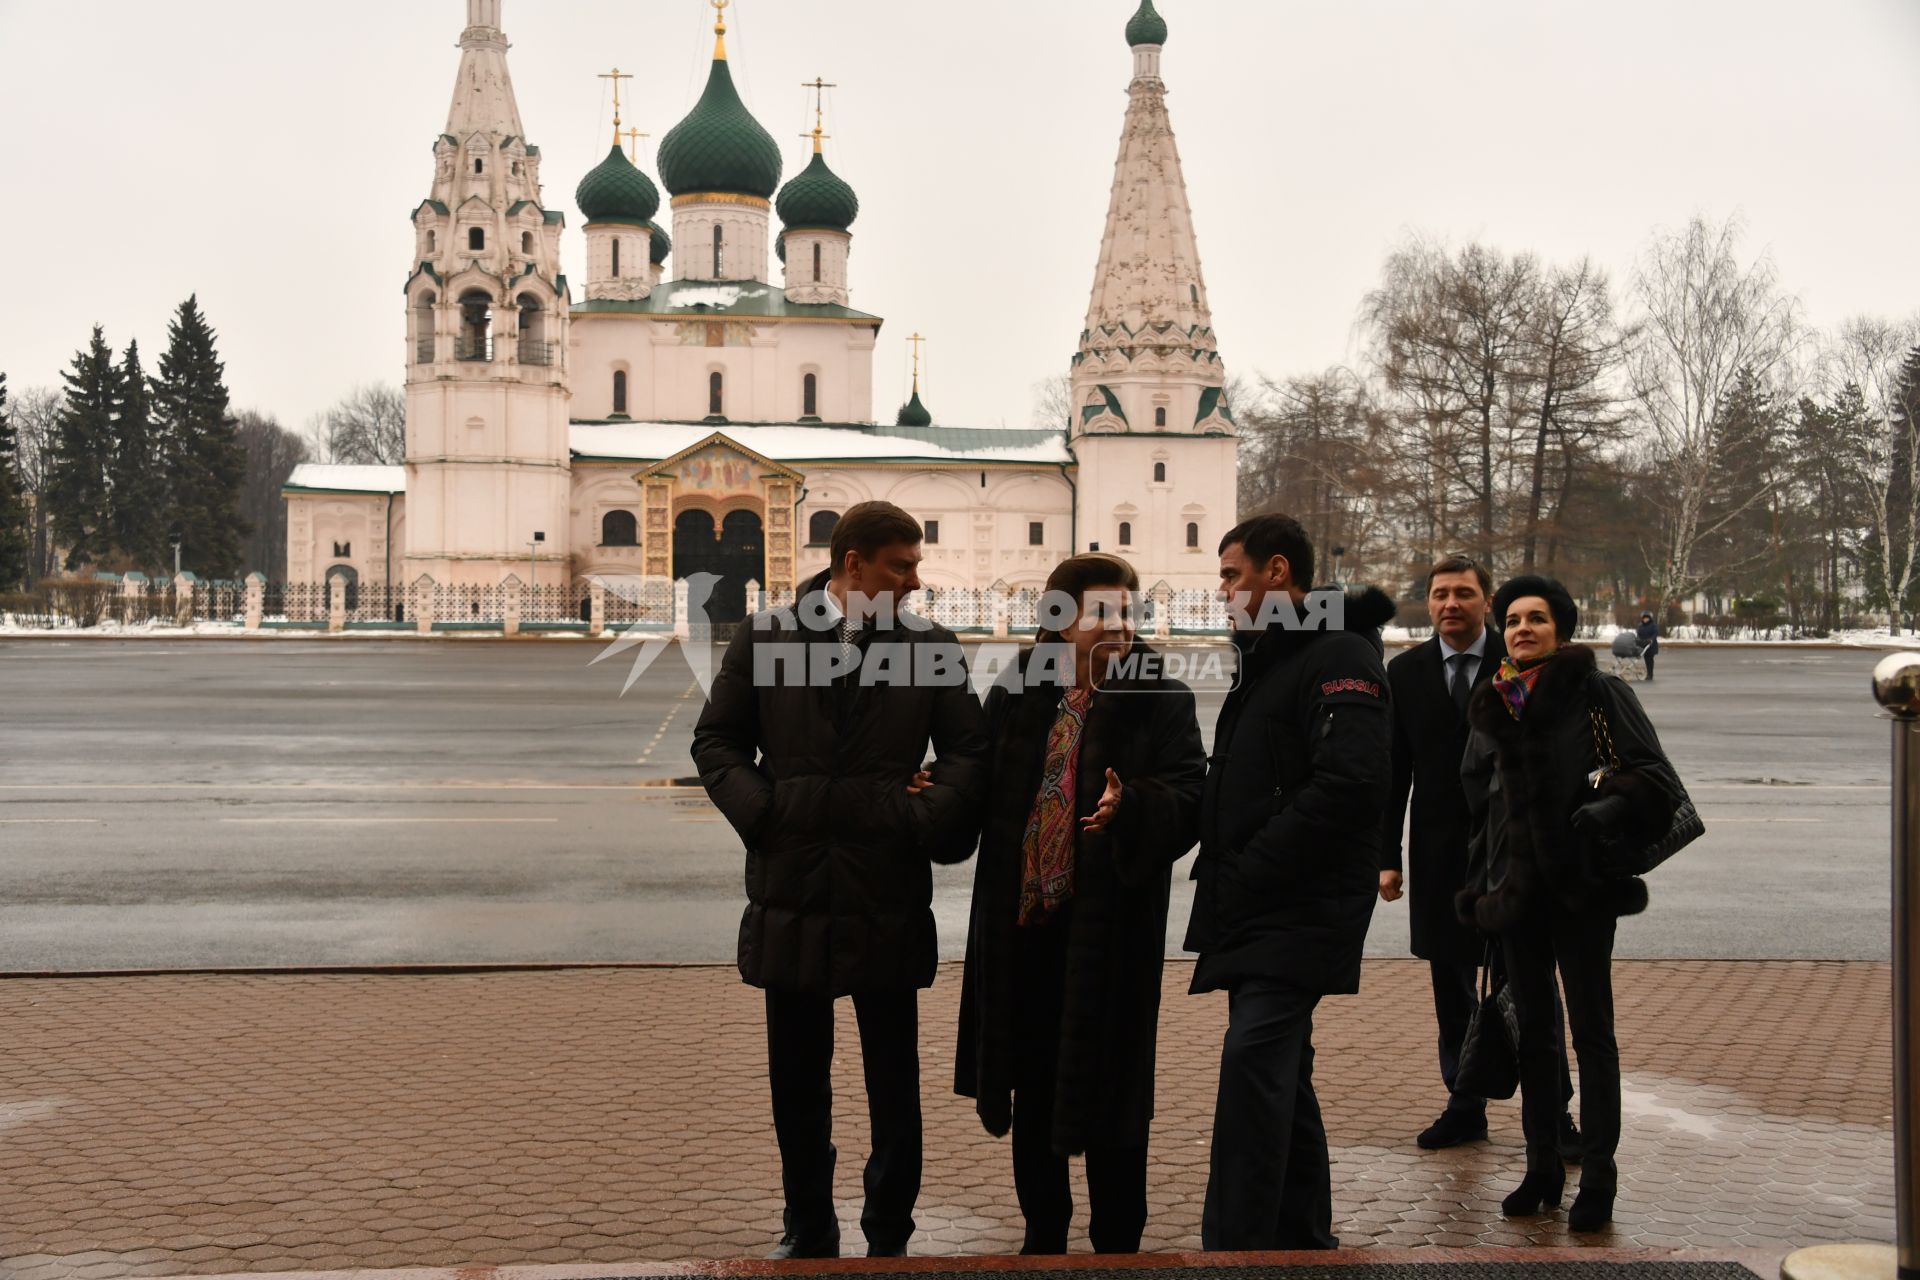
[1609,631,1648,681]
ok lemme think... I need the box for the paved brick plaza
[0,960,1893,1280]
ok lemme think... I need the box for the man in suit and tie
[1380,555,1578,1152]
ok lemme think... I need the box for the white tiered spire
[1072,3,1226,437]
[448,0,525,141]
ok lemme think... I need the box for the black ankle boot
[1568,1156,1617,1231]
[1500,1148,1566,1216]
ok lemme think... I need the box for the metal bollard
[1877,653,1920,1280]
[1784,654,1920,1280]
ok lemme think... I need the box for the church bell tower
[402,0,573,588]
[1069,1,1237,591]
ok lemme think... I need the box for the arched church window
[1155,407,1167,427]
[468,227,485,252]
[612,370,628,416]
[522,231,534,255]
[803,373,818,418]
[1186,521,1200,548]
[808,510,840,545]
[474,158,484,175]
[426,230,437,254]
[1190,283,1198,303]
[1118,521,1132,546]
[712,224,724,277]
[1154,461,1166,482]
[812,243,822,283]
[457,290,492,361]
[709,371,724,417]
[601,510,639,547]
[611,239,620,278]
[414,291,437,364]
[516,293,547,364]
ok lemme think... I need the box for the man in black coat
[691,501,989,1260]
[1185,513,1391,1251]
[1382,555,1578,1153]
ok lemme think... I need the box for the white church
[284,0,1238,621]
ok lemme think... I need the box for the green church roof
[575,144,661,225]
[895,389,933,428]
[1126,0,1169,46]
[658,57,782,199]
[776,150,859,232]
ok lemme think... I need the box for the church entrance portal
[673,507,765,624]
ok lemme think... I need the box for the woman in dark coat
[956,553,1206,1254]
[1636,611,1661,680]
[1458,576,1684,1232]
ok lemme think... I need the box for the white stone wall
[781,230,850,306]
[1071,432,1236,591]
[670,197,771,284]
[582,224,654,301]
[796,465,1074,589]
[570,314,876,424]
[285,493,406,586]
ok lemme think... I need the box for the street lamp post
[529,531,545,594]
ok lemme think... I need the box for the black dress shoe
[766,1234,840,1260]
[1417,1109,1489,1149]
[1557,1111,1585,1162]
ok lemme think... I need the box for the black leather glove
[1570,793,1631,837]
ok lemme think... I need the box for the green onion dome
[657,57,783,198]
[776,150,859,232]
[574,145,660,225]
[895,389,933,428]
[775,230,786,265]
[1126,0,1168,46]
[650,222,671,265]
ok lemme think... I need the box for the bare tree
[1828,314,1920,632]
[1237,368,1393,582]
[235,410,309,579]
[1030,374,1073,430]
[309,384,406,465]
[1364,239,1539,568]
[1515,259,1632,571]
[9,386,62,585]
[1627,214,1802,607]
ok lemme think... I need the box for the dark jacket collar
[1466,642,1597,736]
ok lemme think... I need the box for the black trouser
[1431,954,1575,1116]
[1201,978,1336,1252]
[1010,907,1148,1254]
[1644,650,1656,679]
[1501,908,1620,1169]
[764,987,921,1252]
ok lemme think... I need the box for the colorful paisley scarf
[1018,686,1094,925]
[1492,652,1556,720]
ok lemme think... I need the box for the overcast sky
[2,0,1915,435]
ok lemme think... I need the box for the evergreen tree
[108,340,168,573]
[47,325,120,570]
[0,373,31,589]
[153,296,249,578]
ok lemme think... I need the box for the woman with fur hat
[1457,575,1684,1231]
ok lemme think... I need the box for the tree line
[0,291,406,590]
[1228,213,1920,635]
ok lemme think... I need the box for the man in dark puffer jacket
[1185,514,1393,1251]
[692,501,989,1260]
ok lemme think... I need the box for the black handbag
[1587,701,1705,874]
[1454,944,1521,1100]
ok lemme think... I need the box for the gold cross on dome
[801,77,837,152]
[598,67,634,146]
[623,126,650,163]
[908,332,926,389]
[712,0,730,56]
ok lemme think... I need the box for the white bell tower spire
[402,0,574,589]
[1068,1,1236,590]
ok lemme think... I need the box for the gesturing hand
[1081,768,1124,833]
[905,769,933,796]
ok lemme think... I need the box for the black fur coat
[1455,644,1683,932]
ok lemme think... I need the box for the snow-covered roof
[570,421,1072,465]
[284,464,406,493]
